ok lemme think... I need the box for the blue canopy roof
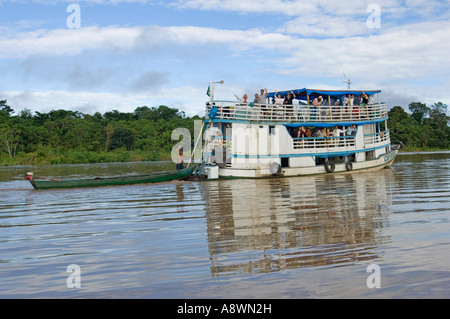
[267,88,381,100]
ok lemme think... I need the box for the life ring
[345,162,353,171]
[270,162,282,176]
[324,159,335,173]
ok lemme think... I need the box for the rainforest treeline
[0,99,449,166]
[0,100,202,165]
[387,101,449,150]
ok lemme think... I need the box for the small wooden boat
[26,166,196,190]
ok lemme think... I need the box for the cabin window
[269,126,275,135]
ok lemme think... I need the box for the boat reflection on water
[201,170,394,277]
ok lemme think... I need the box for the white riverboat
[201,85,398,179]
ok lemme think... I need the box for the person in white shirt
[348,94,354,106]
[274,91,284,105]
[342,95,348,106]
[333,125,345,137]
[333,125,345,146]
[273,91,285,119]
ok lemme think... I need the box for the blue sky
[0,0,449,117]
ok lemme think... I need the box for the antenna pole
[340,65,351,90]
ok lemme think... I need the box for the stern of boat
[26,172,39,190]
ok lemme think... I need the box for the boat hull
[218,150,397,179]
[29,167,195,190]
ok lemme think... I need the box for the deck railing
[293,136,356,149]
[206,101,388,123]
[364,130,390,144]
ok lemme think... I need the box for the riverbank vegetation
[388,102,449,151]
[0,100,201,166]
[1,100,449,166]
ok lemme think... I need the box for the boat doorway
[281,157,289,168]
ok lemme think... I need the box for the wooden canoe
[26,166,195,190]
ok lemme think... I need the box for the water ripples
[1,153,449,298]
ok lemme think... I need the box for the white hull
[218,150,397,179]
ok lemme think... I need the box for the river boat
[26,166,196,190]
[202,86,398,178]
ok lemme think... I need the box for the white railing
[364,130,390,144]
[206,101,388,123]
[293,136,356,149]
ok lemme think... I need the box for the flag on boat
[206,84,210,96]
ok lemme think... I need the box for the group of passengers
[293,125,357,148]
[233,89,375,120]
[327,92,374,107]
[235,88,295,118]
[295,124,357,139]
[311,92,373,118]
[235,89,374,107]
[236,89,297,106]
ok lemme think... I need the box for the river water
[0,153,449,298]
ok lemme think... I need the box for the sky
[0,0,449,117]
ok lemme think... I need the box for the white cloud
[0,26,140,58]
[2,20,450,102]
[0,0,155,3]
[280,15,368,37]
[2,86,209,116]
[1,0,449,115]
[279,19,450,80]
[171,0,316,15]
[170,0,450,38]
[0,25,296,59]
[5,20,448,73]
[170,0,449,17]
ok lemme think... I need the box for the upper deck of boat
[205,100,388,125]
[205,88,388,125]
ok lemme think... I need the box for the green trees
[408,102,430,125]
[108,127,135,151]
[388,102,449,149]
[0,102,200,165]
[0,100,20,158]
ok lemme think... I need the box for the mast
[210,80,224,104]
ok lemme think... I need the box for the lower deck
[217,150,397,178]
[203,121,393,177]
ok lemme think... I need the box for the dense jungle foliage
[387,101,449,150]
[0,100,202,165]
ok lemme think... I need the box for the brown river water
[0,152,449,298]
